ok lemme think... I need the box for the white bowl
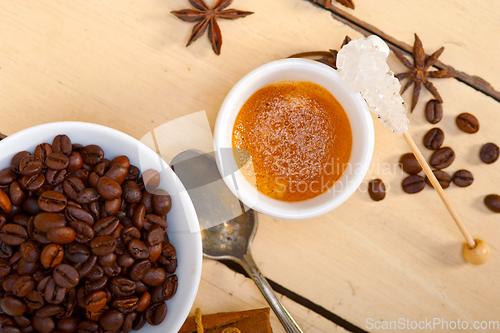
[0,121,202,333]
[214,59,374,220]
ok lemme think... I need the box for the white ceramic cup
[0,122,202,333]
[214,59,374,220]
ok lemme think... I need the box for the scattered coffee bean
[425,170,452,189]
[430,147,455,169]
[479,143,499,164]
[402,175,425,194]
[425,100,443,124]
[456,113,479,133]
[452,170,474,187]
[368,179,386,201]
[423,128,444,150]
[399,153,422,175]
[484,194,500,213]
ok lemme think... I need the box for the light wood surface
[1,1,500,332]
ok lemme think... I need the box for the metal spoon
[171,149,303,333]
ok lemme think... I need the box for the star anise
[288,36,351,70]
[312,0,355,10]
[392,34,455,112]
[171,0,253,55]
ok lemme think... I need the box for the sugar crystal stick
[337,36,489,265]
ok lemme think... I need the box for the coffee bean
[63,178,85,201]
[423,127,444,150]
[53,263,79,288]
[484,194,500,213]
[425,170,452,189]
[0,241,13,259]
[163,274,178,300]
[65,169,89,184]
[85,290,107,313]
[0,224,27,245]
[122,181,142,204]
[46,168,67,186]
[68,151,83,172]
[57,317,79,333]
[0,190,12,214]
[97,253,117,267]
[40,244,64,268]
[20,155,42,177]
[35,304,65,318]
[368,179,385,202]
[93,216,119,236]
[136,292,151,312]
[142,267,166,287]
[19,240,41,262]
[21,174,45,191]
[25,290,45,310]
[152,191,172,216]
[34,144,53,166]
[61,246,87,267]
[104,165,128,185]
[452,170,474,187]
[122,312,137,333]
[109,276,136,297]
[144,214,167,229]
[456,113,479,133]
[430,147,455,169]
[76,188,100,204]
[96,177,122,201]
[479,142,499,164]
[9,182,25,207]
[0,296,26,316]
[425,99,443,124]
[38,190,67,213]
[77,321,101,333]
[77,254,97,279]
[127,240,149,259]
[132,312,146,331]
[47,226,76,244]
[32,316,55,333]
[13,275,35,297]
[65,206,94,225]
[126,166,140,181]
[69,221,95,244]
[399,153,421,175]
[402,175,425,194]
[10,151,30,174]
[90,236,116,256]
[34,212,66,233]
[129,259,151,281]
[111,295,139,313]
[46,153,70,170]
[53,135,73,156]
[0,258,10,276]
[145,302,167,326]
[0,168,17,185]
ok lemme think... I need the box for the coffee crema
[232,81,352,202]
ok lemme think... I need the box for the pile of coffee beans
[0,135,178,333]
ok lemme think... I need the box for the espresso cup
[214,58,374,220]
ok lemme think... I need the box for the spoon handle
[240,253,304,333]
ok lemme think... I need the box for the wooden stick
[402,132,476,248]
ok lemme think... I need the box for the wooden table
[2,1,500,332]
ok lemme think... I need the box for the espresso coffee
[232,81,352,202]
